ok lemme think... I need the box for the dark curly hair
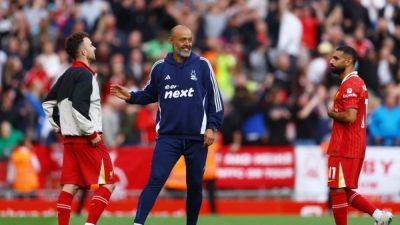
[336,46,358,66]
[65,32,89,60]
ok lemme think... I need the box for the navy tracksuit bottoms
[134,136,208,225]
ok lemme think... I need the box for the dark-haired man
[327,46,392,225]
[42,32,115,225]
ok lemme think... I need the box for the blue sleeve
[397,108,400,139]
[201,57,224,130]
[127,60,163,105]
[368,108,381,138]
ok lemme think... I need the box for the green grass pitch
[0,215,382,225]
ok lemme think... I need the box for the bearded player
[327,46,392,225]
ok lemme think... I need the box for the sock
[134,223,142,225]
[346,189,377,216]
[86,187,112,224]
[330,190,348,225]
[57,191,73,225]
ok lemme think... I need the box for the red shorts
[61,136,115,188]
[327,155,364,189]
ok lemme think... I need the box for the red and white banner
[216,146,295,189]
[294,146,328,202]
[294,146,400,202]
[358,147,400,201]
[30,145,400,200]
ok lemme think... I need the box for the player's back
[327,73,368,159]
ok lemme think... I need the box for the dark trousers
[134,136,208,225]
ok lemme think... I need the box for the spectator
[347,23,374,60]
[377,42,397,86]
[261,87,293,145]
[342,0,371,32]
[0,50,7,87]
[214,42,236,101]
[142,30,172,62]
[202,1,242,38]
[306,41,333,85]
[277,0,303,60]
[292,85,327,145]
[0,121,24,162]
[0,88,30,132]
[102,96,122,148]
[119,104,141,145]
[126,48,146,85]
[359,49,380,95]
[135,104,158,146]
[273,51,292,91]
[25,58,50,92]
[37,41,61,80]
[79,0,109,32]
[231,82,264,145]
[248,42,271,83]
[7,138,40,198]
[378,0,400,35]
[369,89,400,146]
[24,0,49,37]
[220,102,242,151]
[299,4,318,50]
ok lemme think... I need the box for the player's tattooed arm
[328,107,357,123]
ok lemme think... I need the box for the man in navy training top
[110,25,224,225]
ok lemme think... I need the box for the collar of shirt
[341,71,358,84]
[71,60,95,75]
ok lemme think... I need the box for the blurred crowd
[1,0,400,180]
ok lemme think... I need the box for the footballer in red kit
[326,46,392,225]
[42,32,115,225]
[327,70,368,188]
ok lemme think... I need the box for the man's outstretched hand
[110,84,131,101]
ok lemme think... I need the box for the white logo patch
[346,88,352,94]
[165,75,171,80]
[190,70,197,81]
[164,88,195,99]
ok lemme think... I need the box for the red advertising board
[216,146,295,189]
[32,145,294,190]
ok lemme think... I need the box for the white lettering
[165,91,173,99]
[264,168,294,179]
[217,168,244,179]
[188,88,194,97]
[163,88,196,99]
[223,153,252,166]
[246,169,263,178]
[253,152,293,165]
[343,93,357,98]
[173,90,180,98]
[180,90,188,97]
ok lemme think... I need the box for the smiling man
[111,25,224,225]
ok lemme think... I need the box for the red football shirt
[327,71,368,159]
